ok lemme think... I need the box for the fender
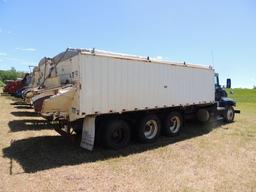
[219,97,236,107]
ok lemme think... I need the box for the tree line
[0,67,25,87]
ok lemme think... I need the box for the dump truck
[22,57,57,103]
[21,53,72,118]
[28,50,80,113]
[40,48,239,150]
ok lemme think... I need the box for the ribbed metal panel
[78,54,215,115]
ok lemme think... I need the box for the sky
[0,0,255,88]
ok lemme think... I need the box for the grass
[226,88,256,116]
[226,88,256,103]
[0,88,256,191]
[0,80,5,87]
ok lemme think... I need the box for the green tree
[0,67,26,83]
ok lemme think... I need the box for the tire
[102,119,130,150]
[163,112,183,136]
[223,106,235,123]
[137,114,161,143]
[196,109,210,123]
[71,119,83,136]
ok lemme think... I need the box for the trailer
[25,50,77,109]
[40,49,239,150]
[22,57,54,104]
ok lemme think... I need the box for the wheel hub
[112,129,123,143]
[227,109,234,120]
[144,120,158,139]
[169,116,181,133]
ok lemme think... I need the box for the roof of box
[51,48,213,70]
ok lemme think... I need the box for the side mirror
[226,78,231,88]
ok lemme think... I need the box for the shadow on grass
[10,101,29,106]
[11,111,39,117]
[8,119,55,132]
[3,120,226,173]
[1,94,30,107]
[14,105,33,109]
[0,93,10,96]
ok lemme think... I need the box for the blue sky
[0,0,255,88]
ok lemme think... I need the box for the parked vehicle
[3,80,15,93]
[28,49,77,111]
[22,57,53,103]
[3,80,22,95]
[3,74,30,96]
[39,49,239,150]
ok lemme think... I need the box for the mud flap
[80,116,96,151]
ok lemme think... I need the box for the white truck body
[39,49,240,151]
[42,50,215,121]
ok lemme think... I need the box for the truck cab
[214,73,239,122]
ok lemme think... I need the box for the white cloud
[0,52,7,56]
[16,48,37,52]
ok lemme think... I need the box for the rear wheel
[102,119,130,150]
[138,114,161,143]
[223,106,235,123]
[196,109,210,123]
[163,112,183,136]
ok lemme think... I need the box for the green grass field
[226,88,256,115]
[226,88,256,103]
